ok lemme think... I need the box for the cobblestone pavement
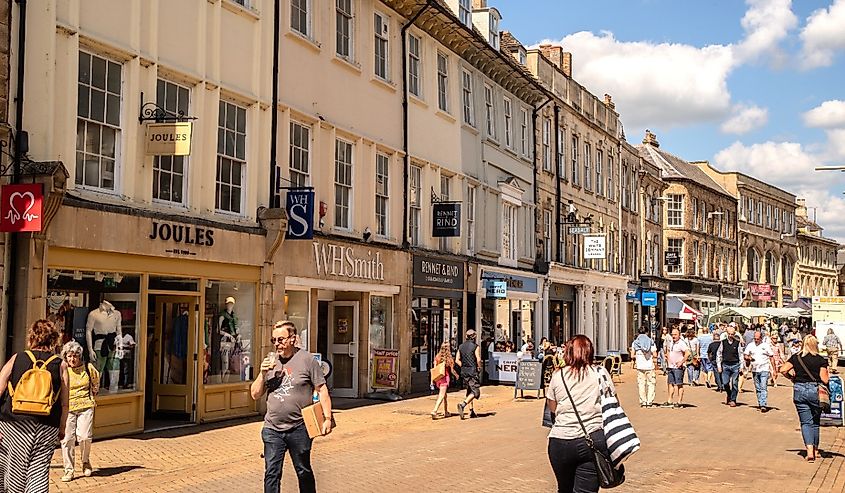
[50,370,845,493]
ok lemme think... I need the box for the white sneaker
[61,470,74,482]
[83,462,93,477]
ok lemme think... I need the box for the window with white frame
[502,203,518,261]
[467,185,476,254]
[571,135,579,185]
[557,127,565,178]
[693,198,699,230]
[621,162,629,208]
[374,12,390,81]
[774,207,779,230]
[595,149,604,197]
[489,12,500,49]
[766,251,777,283]
[782,257,793,285]
[375,153,389,236]
[76,51,121,191]
[289,121,310,187]
[542,117,551,171]
[153,79,189,204]
[667,194,683,227]
[462,69,474,125]
[215,100,246,214]
[291,0,311,37]
[458,0,471,26]
[630,170,638,212]
[518,47,527,66]
[703,243,709,278]
[747,248,760,282]
[336,0,353,59]
[520,108,529,156]
[757,199,763,225]
[334,139,353,229]
[503,97,512,148]
[583,143,592,191]
[408,34,422,97]
[409,165,422,245]
[543,209,552,262]
[607,155,613,201]
[436,52,448,112]
[766,203,772,228]
[484,84,496,138]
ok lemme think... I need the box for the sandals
[430,411,438,420]
[806,456,816,463]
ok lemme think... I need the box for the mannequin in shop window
[217,297,239,381]
[85,300,123,393]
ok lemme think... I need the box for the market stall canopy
[710,306,807,320]
[786,299,812,313]
[666,296,703,320]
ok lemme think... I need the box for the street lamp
[814,166,845,171]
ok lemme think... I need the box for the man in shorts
[456,329,482,420]
[663,328,691,408]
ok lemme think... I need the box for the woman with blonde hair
[780,335,830,462]
[59,340,100,482]
[0,320,69,491]
[430,342,459,419]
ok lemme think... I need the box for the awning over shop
[710,306,807,320]
[786,299,812,313]
[666,296,703,320]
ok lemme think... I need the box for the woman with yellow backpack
[0,319,69,492]
[59,341,100,482]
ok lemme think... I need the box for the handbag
[796,355,831,413]
[430,362,446,383]
[560,368,625,489]
[595,367,640,467]
[541,400,554,428]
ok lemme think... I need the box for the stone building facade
[0,0,11,360]
[635,142,669,332]
[795,199,839,298]
[695,162,798,307]
[639,132,741,319]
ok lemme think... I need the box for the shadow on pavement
[93,465,145,477]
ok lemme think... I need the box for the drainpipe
[531,95,552,262]
[553,103,561,262]
[269,0,280,208]
[401,1,433,249]
[5,0,28,360]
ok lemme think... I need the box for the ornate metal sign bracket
[138,91,198,124]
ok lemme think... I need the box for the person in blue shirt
[698,328,714,388]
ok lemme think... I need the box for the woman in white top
[546,335,610,493]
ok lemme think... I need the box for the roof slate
[637,143,732,198]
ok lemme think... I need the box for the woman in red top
[431,342,459,419]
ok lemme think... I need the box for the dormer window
[518,47,527,65]
[459,0,471,26]
[489,11,500,49]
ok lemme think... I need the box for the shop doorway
[145,295,198,426]
[328,301,358,397]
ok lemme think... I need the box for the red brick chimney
[603,94,615,110]
[561,52,572,78]
[642,130,659,148]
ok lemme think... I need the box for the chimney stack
[561,52,572,78]
[603,94,615,110]
[539,44,569,75]
[472,0,486,9]
[643,130,659,148]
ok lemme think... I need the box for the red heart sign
[0,184,43,232]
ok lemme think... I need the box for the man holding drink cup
[250,321,333,493]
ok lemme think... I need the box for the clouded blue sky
[495,0,845,242]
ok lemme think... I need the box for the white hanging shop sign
[583,235,606,259]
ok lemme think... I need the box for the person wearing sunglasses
[250,321,332,493]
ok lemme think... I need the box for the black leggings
[547,430,606,493]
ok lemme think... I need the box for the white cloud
[736,0,798,64]
[536,31,735,129]
[800,0,845,69]
[533,0,797,131]
[714,140,845,243]
[720,104,769,134]
[803,100,845,129]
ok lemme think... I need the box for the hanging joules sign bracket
[139,91,197,156]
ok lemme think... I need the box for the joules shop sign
[145,122,193,156]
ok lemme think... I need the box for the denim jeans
[753,371,769,407]
[262,424,315,493]
[794,382,822,447]
[686,364,700,384]
[713,370,724,390]
[721,363,741,403]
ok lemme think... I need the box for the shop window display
[46,270,141,395]
[204,281,255,384]
[481,298,535,352]
[411,297,461,372]
[369,296,394,350]
[284,291,310,351]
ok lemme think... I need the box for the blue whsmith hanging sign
[286,189,314,240]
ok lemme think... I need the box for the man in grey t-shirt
[250,321,332,493]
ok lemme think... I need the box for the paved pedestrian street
[51,371,845,493]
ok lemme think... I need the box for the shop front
[409,254,466,393]
[721,284,742,309]
[280,238,409,397]
[476,267,542,350]
[669,280,721,325]
[548,283,576,346]
[746,282,777,308]
[640,276,669,337]
[43,204,265,438]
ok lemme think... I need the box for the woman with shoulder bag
[59,340,101,481]
[430,342,459,419]
[546,335,613,493]
[0,320,69,492]
[780,335,829,463]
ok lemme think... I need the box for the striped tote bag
[596,366,640,468]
